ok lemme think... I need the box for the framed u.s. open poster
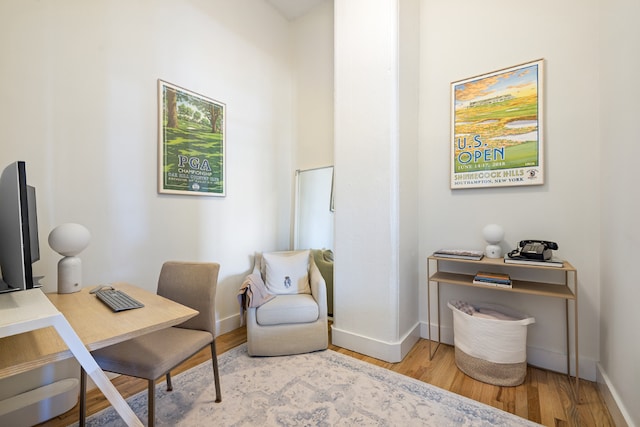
[450,59,544,189]
[158,79,226,196]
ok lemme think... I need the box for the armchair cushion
[261,250,311,295]
[255,293,319,325]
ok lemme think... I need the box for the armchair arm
[309,258,328,319]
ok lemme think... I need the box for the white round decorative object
[482,224,504,259]
[485,244,502,259]
[482,224,504,244]
[57,256,83,294]
[48,223,91,256]
[48,223,91,294]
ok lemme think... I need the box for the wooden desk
[0,283,198,426]
[49,283,198,353]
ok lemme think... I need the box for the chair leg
[79,368,87,427]
[210,340,222,402]
[166,372,173,391]
[147,379,155,427]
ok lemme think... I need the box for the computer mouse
[89,284,114,294]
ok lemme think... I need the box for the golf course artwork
[450,59,544,189]
[158,80,225,196]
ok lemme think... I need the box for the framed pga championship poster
[158,79,226,196]
[450,59,544,189]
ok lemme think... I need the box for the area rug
[77,344,540,426]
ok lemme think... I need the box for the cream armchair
[246,251,328,356]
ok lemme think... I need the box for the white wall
[397,0,421,358]
[334,0,400,351]
[599,0,640,424]
[290,1,334,253]
[291,0,334,171]
[419,0,602,380]
[333,0,420,362]
[2,0,637,424]
[303,0,638,422]
[0,0,294,401]
[0,0,293,329]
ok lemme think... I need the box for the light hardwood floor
[38,326,614,427]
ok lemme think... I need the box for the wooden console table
[427,255,579,395]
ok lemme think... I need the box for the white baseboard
[420,321,597,381]
[331,323,420,363]
[218,312,242,335]
[596,364,633,427]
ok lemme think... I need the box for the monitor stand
[0,278,19,294]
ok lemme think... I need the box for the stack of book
[504,254,564,267]
[473,271,512,288]
[433,249,484,260]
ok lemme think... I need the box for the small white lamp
[482,224,504,259]
[48,223,91,294]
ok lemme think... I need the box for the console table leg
[574,273,580,401]
[428,279,441,360]
[565,299,571,376]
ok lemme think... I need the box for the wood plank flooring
[37,326,614,427]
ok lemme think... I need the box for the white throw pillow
[262,250,311,295]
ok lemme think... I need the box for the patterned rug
[78,344,540,426]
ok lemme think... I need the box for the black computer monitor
[0,161,40,293]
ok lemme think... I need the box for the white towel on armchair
[237,272,275,325]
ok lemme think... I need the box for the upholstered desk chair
[80,262,222,427]
[246,250,328,356]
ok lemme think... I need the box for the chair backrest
[157,261,220,334]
